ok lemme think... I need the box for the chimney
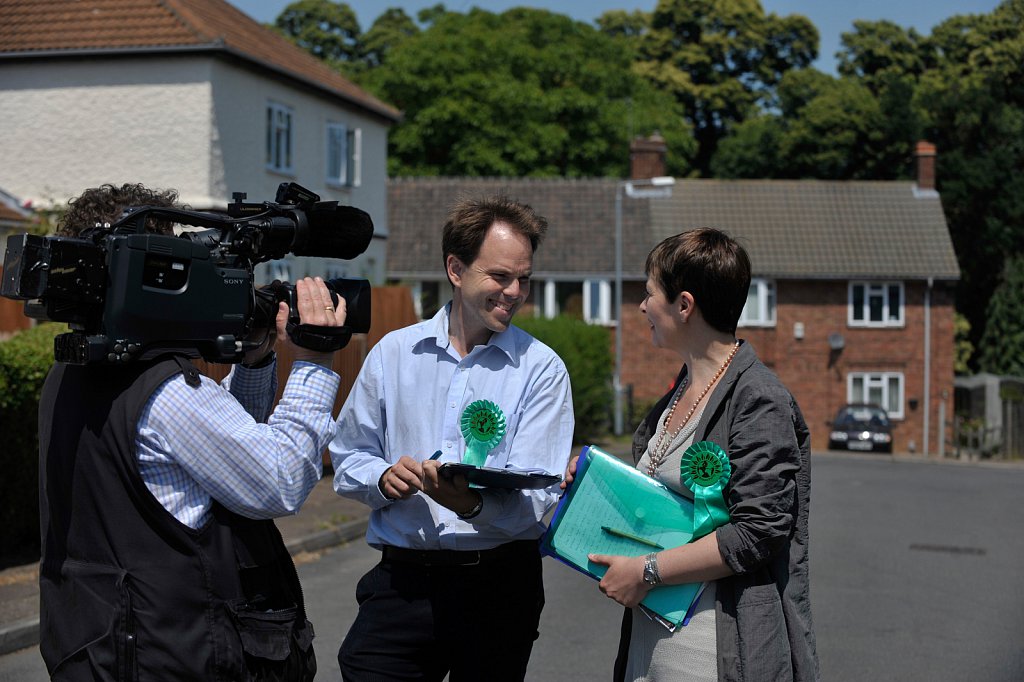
[914,140,937,191]
[630,132,667,180]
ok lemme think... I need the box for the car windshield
[836,406,889,428]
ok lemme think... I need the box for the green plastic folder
[541,445,705,629]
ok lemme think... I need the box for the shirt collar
[416,302,517,361]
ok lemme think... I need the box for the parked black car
[828,404,893,453]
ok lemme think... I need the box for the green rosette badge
[680,441,732,540]
[460,400,506,467]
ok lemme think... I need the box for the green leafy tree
[978,257,1024,375]
[274,0,362,66]
[954,313,974,375]
[0,323,63,564]
[836,20,928,92]
[832,19,927,173]
[779,77,889,178]
[596,9,650,40]
[713,13,937,180]
[711,68,831,177]
[515,315,612,443]
[360,7,693,177]
[358,8,419,70]
[914,0,1024,363]
[415,3,450,27]
[634,0,818,175]
[712,69,917,180]
[710,114,784,178]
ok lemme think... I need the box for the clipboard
[439,463,561,490]
[540,445,705,629]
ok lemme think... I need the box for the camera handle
[284,322,353,352]
[257,280,362,353]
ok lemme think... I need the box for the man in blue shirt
[331,195,575,681]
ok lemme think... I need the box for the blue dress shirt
[330,304,575,551]
[136,359,340,529]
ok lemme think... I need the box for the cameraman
[38,184,343,680]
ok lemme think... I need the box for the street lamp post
[613,176,675,436]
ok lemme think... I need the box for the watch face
[642,559,657,585]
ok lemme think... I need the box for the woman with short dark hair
[569,227,819,681]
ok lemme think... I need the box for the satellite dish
[828,333,845,350]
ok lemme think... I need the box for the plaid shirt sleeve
[137,360,339,528]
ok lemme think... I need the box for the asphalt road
[809,454,1024,681]
[3,453,1022,681]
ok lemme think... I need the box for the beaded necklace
[646,341,740,477]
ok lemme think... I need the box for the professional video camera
[1,182,373,364]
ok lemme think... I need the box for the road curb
[0,618,37,658]
[284,518,369,555]
[0,519,369,658]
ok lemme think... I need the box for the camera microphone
[292,202,374,260]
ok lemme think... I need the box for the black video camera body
[0,182,373,364]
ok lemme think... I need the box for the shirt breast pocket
[482,409,522,469]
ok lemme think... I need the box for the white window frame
[738,278,776,327]
[349,127,362,187]
[266,102,294,173]
[847,371,905,419]
[539,279,612,324]
[583,279,612,324]
[327,123,362,187]
[542,280,557,319]
[848,281,904,327]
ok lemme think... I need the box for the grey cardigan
[614,342,820,682]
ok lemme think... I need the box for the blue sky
[228,0,1002,74]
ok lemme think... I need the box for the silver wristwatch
[456,493,483,520]
[642,552,662,586]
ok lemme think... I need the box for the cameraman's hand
[278,276,346,369]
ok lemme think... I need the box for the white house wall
[0,57,215,207]
[0,55,390,285]
[209,60,388,284]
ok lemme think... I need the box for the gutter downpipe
[923,277,933,457]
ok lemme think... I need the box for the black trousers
[338,540,545,682]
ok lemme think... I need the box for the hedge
[0,323,62,567]
[515,315,612,444]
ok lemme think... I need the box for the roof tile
[387,178,960,281]
[0,0,399,120]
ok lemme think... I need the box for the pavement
[2,445,1017,658]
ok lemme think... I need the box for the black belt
[381,540,538,567]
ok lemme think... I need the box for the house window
[540,279,612,324]
[413,281,442,320]
[848,372,904,419]
[583,279,612,324]
[327,123,362,187]
[849,282,903,327]
[738,278,776,327]
[266,102,293,173]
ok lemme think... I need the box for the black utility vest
[38,356,315,681]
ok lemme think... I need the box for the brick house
[0,0,400,286]
[386,140,960,455]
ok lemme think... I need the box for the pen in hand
[601,525,664,550]
[428,450,443,460]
